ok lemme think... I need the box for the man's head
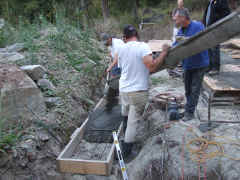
[101,33,112,46]
[173,8,190,28]
[123,24,139,41]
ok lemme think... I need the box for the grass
[0,119,20,153]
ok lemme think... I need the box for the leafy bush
[0,22,16,48]
[0,119,19,153]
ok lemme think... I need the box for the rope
[181,132,185,180]
[186,132,240,164]
[180,125,240,180]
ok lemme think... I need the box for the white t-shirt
[172,26,179,42]
[118,41,152,93]
[110,38,125,58]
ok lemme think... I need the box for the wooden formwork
[57,98,122,176]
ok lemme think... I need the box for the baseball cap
[123,24,138,39]
[100,33,111,46]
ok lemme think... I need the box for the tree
[81,0,88,28]
[101,0,109,22]
[132,0,139,23]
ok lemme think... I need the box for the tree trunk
[132,0,139,23]
[81,0,88,29]
[102,0,109,22]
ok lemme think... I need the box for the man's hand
[175,36,188,42]
[162,44,170,55]
[106,66,112,73]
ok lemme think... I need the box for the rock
[36,131,50,142]
[46,170,64,180]
[0,64,46,128]
[44,97,63,108]
[71,175,87,180]
[19,138,36,151]
[40,27,58,38]
[46,139,62,157]
[0,43,25,53]
[86,175,117,180]
[0,52,25,63]
[151,69,169,79]
[27,150,37,162]
[127,136,165,180]
[126,109,240,180]
[20,65,47,81]
[37,79,56,91]
[19,158,29,168]
[0,154,10,167]
[0,171,15,180]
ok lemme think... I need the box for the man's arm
[143,45,169,73]
[106,53,118,73]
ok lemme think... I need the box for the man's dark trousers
[208,45,220,71]
[184,68,206,114]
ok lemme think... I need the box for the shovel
[103,72,110,96]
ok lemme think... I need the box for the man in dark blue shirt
[173,8,209,121]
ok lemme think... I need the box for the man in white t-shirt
[101,34,125,76]
[118,24,169,158]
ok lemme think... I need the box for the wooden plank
[57,97,122,176]
[203,76,240,92]
[232,54,240,59]
[57,159,109,175]
[147,40,172,52]
[222,38,240,49]
[59,98,106,158]
[156,8,240,71]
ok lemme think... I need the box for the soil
[71,140,112,161]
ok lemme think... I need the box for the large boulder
[37,78,56,90]
[20,65,47,81]
[0,52,25,63]
[0,64,46,127]
[126,107,240,180]
[0,43,24,53]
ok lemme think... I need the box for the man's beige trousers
[120,91,149,143]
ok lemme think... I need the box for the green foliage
[0,119,19,152]
[0,29,4,48]
[0,22,16,48]
[0,0,56,24]
[44,13,106,108]
[14,17,42,64]
[0,0,209,27]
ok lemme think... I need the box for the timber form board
[203,64,240,97]
[57,98,121,176]
[147,40,172,52]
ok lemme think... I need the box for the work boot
[208,69,219,76]
[121,141,133,158]
[115,141,133,161]
[122,116,128,134]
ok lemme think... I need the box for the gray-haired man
[173,8,209,121]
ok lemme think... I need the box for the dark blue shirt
[174,21,209,70]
